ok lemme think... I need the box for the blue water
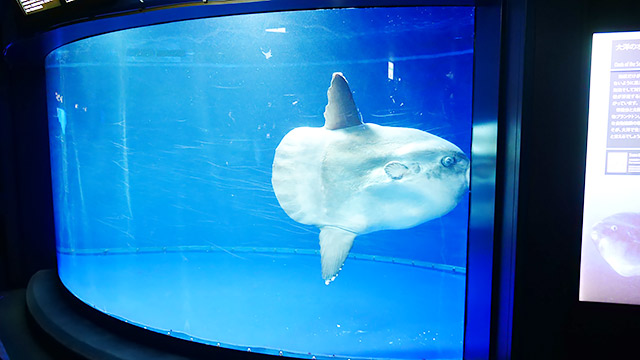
[46,7,474,360]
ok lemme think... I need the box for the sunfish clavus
[271,73,470,284]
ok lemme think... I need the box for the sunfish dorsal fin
[319,227,356,284]
[323,73,363,130]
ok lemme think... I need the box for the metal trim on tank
[5,0,476,61]
[463,0,502,359]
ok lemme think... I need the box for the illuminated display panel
[16,0,62,14]
[580,31,640,305]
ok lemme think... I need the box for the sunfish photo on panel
[46,6,474,360]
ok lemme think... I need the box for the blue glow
[46,7,474,359]
[3,42,12,57]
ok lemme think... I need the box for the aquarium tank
[46,6,474,360]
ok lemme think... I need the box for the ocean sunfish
[271,73,470,284]
[591,212,640,277]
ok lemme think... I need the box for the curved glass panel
[46,7,474,359]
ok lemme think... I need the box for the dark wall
[0,0,16,290]
[510,0,588,358]
[1,0,19,290]
[507,0,640,359]
[1,0,57,290]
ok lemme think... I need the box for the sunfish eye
[611,225,618,231]
[441,156,456,167]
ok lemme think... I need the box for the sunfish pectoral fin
[384,161,409,180]
[319,227,356,285]
[323,73,363,130]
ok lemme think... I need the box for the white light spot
[265,27,286,33]
[388,61,394,80]
[261,49,272,59]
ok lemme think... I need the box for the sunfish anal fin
[323,72,363,130]
[319,227,356,285]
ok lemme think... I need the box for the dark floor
[0,270,280,360]
[0,289,55,360]
[2,270,369,360]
